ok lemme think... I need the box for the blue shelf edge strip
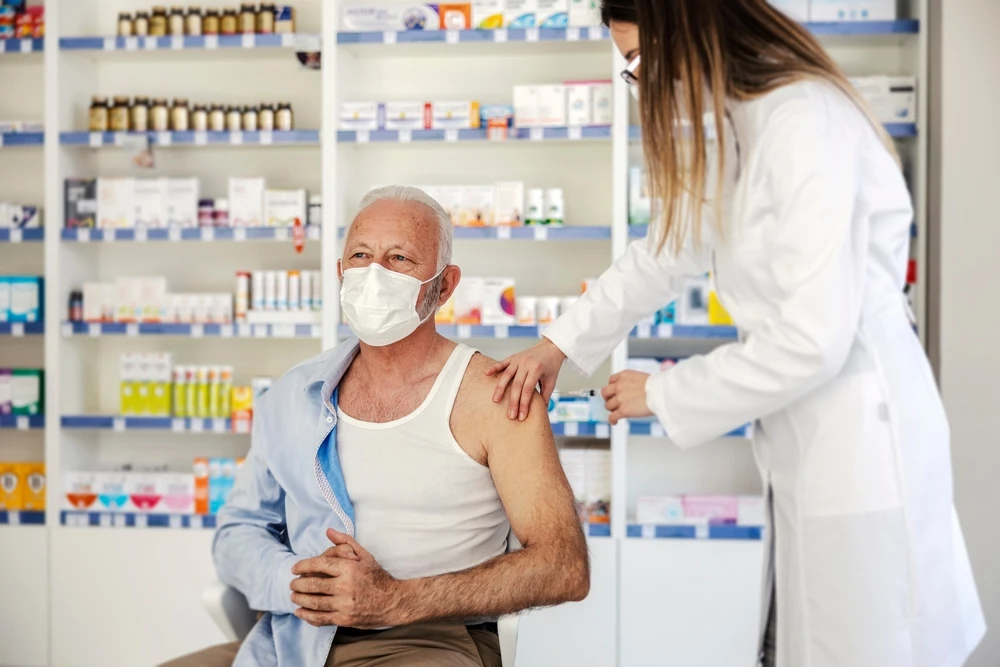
[587,523,611,538]
[59,33,311,51]
[64,321,320,338]
[61,510,217,529]
[628,122,917,141]
[803,19,919,35]
[0,414,45,429]
[0,38,44,53]
[338,125,610,143]
[62,226,320,242]
[0,510,45,526]
[0,228,43,241]
[60,130,320,146]
[0,322,44,335]
[550,420,749,439]
[626,524,763,540]
[61,416,234,431]
[337,26,609,44]
[0,132,44,147]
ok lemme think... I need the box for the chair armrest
[203,582,258,642]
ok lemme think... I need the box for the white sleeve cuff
[270,555,300,615]
[644,371,684,446]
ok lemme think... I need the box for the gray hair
[355,185,453,270]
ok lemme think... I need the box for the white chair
[203,583,520,666]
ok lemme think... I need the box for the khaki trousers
[159,622,501,667]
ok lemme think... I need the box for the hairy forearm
[393,542,589,625]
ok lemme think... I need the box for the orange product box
[193,457,210,515]
[0,463,23,510]
[18,463,45,510]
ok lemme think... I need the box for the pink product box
[681,495,739,525]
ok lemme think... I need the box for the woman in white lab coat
[487,1,986,665]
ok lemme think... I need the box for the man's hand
[602,370,654,425]
[290,528,403,629]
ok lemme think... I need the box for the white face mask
[340,263,444,347]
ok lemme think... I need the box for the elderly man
[163,185,589,667]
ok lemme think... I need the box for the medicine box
[436,293,456,324]
[194,457,210,514]
[18,463,45,511]
[7,276,43,323]
[383,102,427,131]
[591,82,613,125]
[850,75,917,124]
[341,4,443,31]
[0,278,7,322]
[494,182,524,226]
[568,0,600,26]
[440,3,472,29]
[472,0,503,28]
[636,495,685,525]
[536,85,568,127]
[11,369,43,416]
[128,473,162,512]
[265,189,307,227]
[481,277,516,325]
[566,83,593,126]
[628,166,651,225]
[429,102,481,130]
[708,289,733,325]
[584,448,611,525]
[97,177,135,229]
[0,370,11,414]
[164,178,199,228]
[339,102,380,131]
[678,276,710,325]
[95,471,130,512]
[133,178,165,228]
[65,179,97,228]
[453,277,484,325]
[64,471,98,510]
[228,177,266,227]
[460,185,494,227]
[0,463,22,510]
[114,277,142,323]
[513,86,539,128]
[82,282,114,322]
[160,473,196,514]
[682,495,740,525]
[504,0,537,28]
[809,0,896,21]
[537,0,567,27]
[767,0,809,21]
[139,276,168,323]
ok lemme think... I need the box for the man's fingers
[326,528,364,554]
[291,592,337,612]
[291,555,341,577]
[322,543,360,561]
[290,576,335,594]
[294,608,337,628]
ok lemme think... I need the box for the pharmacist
[487,2,985,667]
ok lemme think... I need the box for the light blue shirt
[213,339,361,667]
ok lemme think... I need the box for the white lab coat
[545,80,986,667]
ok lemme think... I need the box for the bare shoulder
[457,352,547,421]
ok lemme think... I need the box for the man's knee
[158,641,241,667]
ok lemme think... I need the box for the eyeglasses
[620,53,641,86]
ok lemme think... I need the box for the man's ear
[337,259,343,282]
[439,265,462,305]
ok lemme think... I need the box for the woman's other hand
[486,338,567,421]
[602,371,654,425]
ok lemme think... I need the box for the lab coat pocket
[796,373,902,517]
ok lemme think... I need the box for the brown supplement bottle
[203,9,220,35]
[150,99,170,132]
[110,96,132,132]
[220,9,238,35]
[242,106,259,132]
[186,7,203,35]
[89,97,109,132]
[169,6,186,36]
[171,99,191,131]
[150,6,169,37]
[239,3,257,34]
[257,3,276,34]
[226,106,243,132]
[134,11,150,36]
[258,103,275,131]
[208,104,226,132]
[118,12,134,37]
[132,97,150,132]
[275,102,293,131]
[191,104,209,132]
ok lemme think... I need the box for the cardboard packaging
[0,278,8,322]
[193,457,210,514]
[536,85,567,127]
[513,86,540,128]
[97,177,135,229]
[636,495,685,525]
[0,463,22,510]
[383,102,427,131]
[0,369,11,414]
[17,463,45,511]
[11,369,43,416]
[264,189,307,227]
[493,182,525,226]
[65,179,98,228]
[95,471,130,511]
[809,0,896,21]
[504,0,537,28]
[228,177,266,228]
[453,277,484,325]
[850,75,917,124]
[459,186,494,227]
[133,178,165,228]
[472,0,503,28]
[128,473,163,512]
[538,0,567,27]
[339,102,381,131]
[429,102,481,130]
[64,471,98,510]
[7,276,43,323]
[568,0,600,26]
[164,178,199,228]
[481,278,516,325]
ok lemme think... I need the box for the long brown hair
[601,0,899,255]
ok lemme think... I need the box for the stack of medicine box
[635,495,766,528]
[559,445,610,526]
[339,0,603,31]
[513,81,612,128]
[0,368,44,416]
[0,276,43,324]
[79,277,233,325]
[0,463,45,511]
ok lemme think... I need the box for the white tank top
[336,344,510,581]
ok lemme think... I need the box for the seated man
[164,185,589,667]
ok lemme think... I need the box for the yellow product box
[17,463,45,510]
[708,291,734,326]
[149,352,173,417]
[119,352,139,416]
[231,386,254,434]
[0,462,23,510]
[436,294,456,324]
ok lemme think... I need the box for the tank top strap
[433,344,479,415]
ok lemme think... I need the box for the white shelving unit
[0,2,929,665]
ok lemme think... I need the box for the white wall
[935,1,1000,665]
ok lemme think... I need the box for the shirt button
[326,416,333,423]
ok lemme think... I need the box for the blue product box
[480,104,514,127]
[0,277,8,322]
[6,276,43,323]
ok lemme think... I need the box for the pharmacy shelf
[0,228,43,242]
[0,322,44,336]
[338,125,611,144]
[340,323,542,339]
[630,220,918,240]
[60,33,318,53]
[62,226,320,243]
[61,416,237,434]
[804,19,919,35]
[59,130,320,148]
[61,511,217,530]
[0,37,44,54]
[0,510,45,526]
[626,524,763,541]
[0,132,44,147]
[0,415,45,430]
[337,26,609,45]
[62,321,322,339]
[630,323,739,340]
[341,322,739,341]
[630,420,751,439]
[339,226,610,241]
[551,420,750,439]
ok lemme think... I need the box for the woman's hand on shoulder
[486,338,566,421]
